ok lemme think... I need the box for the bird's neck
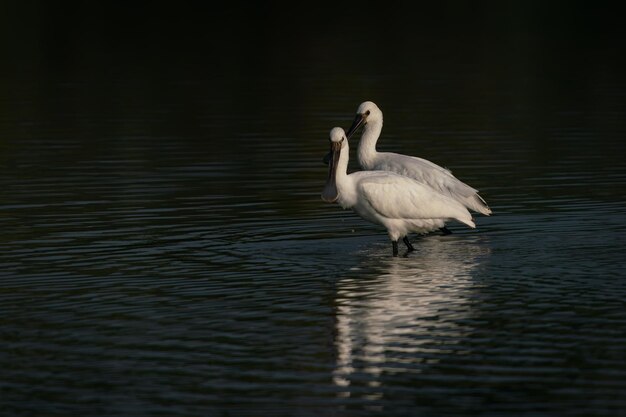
[335,144,356,208]
[357,119,382,169]
[336,144,350,182]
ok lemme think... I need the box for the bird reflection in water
[332,236,490,398]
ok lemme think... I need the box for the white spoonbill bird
[344,101,492,221]
[321,127,476,256]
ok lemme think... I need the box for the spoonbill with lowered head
[344,101,491,226]
[321,127,476,256]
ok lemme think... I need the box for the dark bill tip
[321,183,339,203]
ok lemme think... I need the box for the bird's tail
[457,215,476,229]
[466,193,492,216]
[450,204,476,229]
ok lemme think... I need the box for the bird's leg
[392,241,399,257]
[402,236,415,252]
[439,227,452,235]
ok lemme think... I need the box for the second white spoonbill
[345,101,492,218]
[321,127,475,256]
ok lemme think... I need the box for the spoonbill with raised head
[344,101,491,225]
[321,127,476,256]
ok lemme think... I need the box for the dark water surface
[2,4,626,416]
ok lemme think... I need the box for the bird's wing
[377,153,491,215]
[356,173,474,227]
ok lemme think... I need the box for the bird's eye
[365,110,371,116]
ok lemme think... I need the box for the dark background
[2,2,626,417]
[2,1,625,188]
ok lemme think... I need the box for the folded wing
[357,173,475,228]
[376,153,492,215]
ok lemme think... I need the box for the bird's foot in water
[402,236,415,252]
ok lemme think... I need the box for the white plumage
[322,127,475,256]
[346,101,492,216]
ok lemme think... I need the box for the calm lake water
[2,4,626,417]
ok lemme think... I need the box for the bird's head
[346,101,382,139]
[329,127,347,146]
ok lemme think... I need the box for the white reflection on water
[332,236,490,396]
